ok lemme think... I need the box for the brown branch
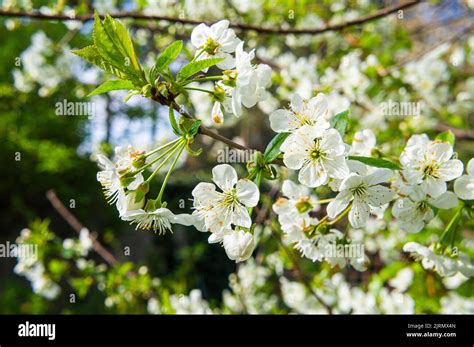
[164,99,255,152]
[0,1,420,35]
[198,126,252,152]
[46,190,118,266]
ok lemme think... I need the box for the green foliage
[71,45,129,80]
[87,80,135,97]
[330,110,349,137]
[348,155,401,170]
[73,13,145,88]
[436,130,456,146]
[155,40,183,71]
[92,13,144,85]
[263,132,289,163]
[177,58,224,81]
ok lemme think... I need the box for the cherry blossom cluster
[189,20,272,124]
[89,18,474,279]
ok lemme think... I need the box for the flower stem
[248,170,263,218]
[146,140,184,184]
[144,138,181,158]
[328,203,352,225]
[135,139,184,176]
[440,208,463,245]
[156,143,186,204]
[191,49,205,63]
[316,198,334,204]
[179,75,223,86]
[184,87,214,95]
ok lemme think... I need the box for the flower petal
[212,164,238,191]
[192,182,220,207]
[454,176,474,200]
[172,213,197,226]
[348,199,370,228]
[190,23,209,48]
[236,179,260,207]
[467,158,474,176]
[365,169,393,186]
[421,177,447,198]
[430,191,459,209]
[365,185,394,207]
[327,190,352,219]
[283,145,306,169]
[324,156,349,180]
[437,159,464,181]
[231,204,252,228]
[282,179,309,199]
[299,161,327,187]
[269,109,294,132]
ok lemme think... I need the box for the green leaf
[188,119,202,137]
[103,14,140,72]
[263,133,290,163]
[330,110,349,136]
[179,118,202,137]
[87,80,135,97]
[436,130,455,146]
[156,41,183,71]
[348,156,401,170]
[168,107,181,136]
[177,58,224,81]
[92,13,143,84]
[71,46,128,80]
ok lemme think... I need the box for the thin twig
[46,190,118,266]
[167,99,255,152]
[0,1,420,35]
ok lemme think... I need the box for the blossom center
[295,197,313,213]
[293,111,313,127]
[134,214,171,235]
[203,38,220,55]
[309,140,325,162]
[221,188,240,207]
[350,184,368,198]
[421,161,439,179]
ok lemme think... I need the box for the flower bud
[222,230,255,263]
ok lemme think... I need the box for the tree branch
[46,190,118,266]
[157,98,256,153]
[0,1,420,35]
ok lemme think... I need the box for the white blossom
[122,208,196,234]
[192,164,259,233]
[349,129,376,156]
[96,146,144,205]
[191,20,241,70]
[272,179,319,230]
[400,135,463,198]
[327,169,394,228]
[454,158,474,200]
[282,125,349,187]
[230,42,272,116]
[269,93,330,143]
[79,228,93,255]
[393,187,458,233]
[222,229,256,262]
[403,242,458,277]
[170,289,213,314]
